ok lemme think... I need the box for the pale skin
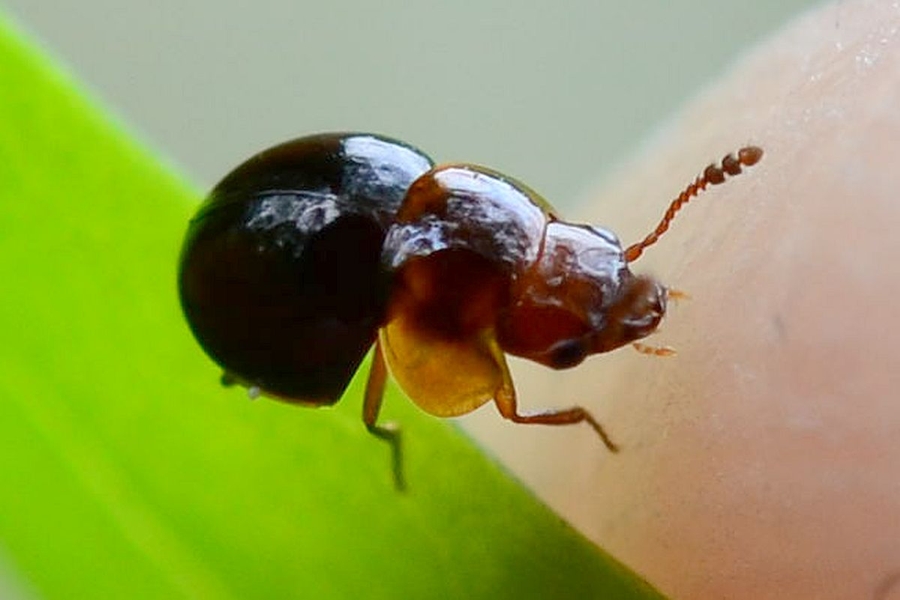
[461,1,900,599]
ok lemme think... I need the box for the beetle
[178,132,762,488]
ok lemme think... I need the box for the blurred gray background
[4,1,818,206]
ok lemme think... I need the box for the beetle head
[498,222,667,369]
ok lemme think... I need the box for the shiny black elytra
[179,133,431,404]
[178,132,762,489]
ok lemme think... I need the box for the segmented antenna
[624,146,763,263]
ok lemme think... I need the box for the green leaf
[0,13,664,600]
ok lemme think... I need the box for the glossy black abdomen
[178,133,433,403]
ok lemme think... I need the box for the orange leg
[493,384,619,453]
[632,342,676,357]
[667,288,691,302]
[363,339,405,491]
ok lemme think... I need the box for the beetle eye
[547,338,588,370]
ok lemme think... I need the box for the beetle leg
[631,342,676,357]
[363,338,405,491]
[666,288,691,301]
[494,388,619,453]
[487,338,619,453]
